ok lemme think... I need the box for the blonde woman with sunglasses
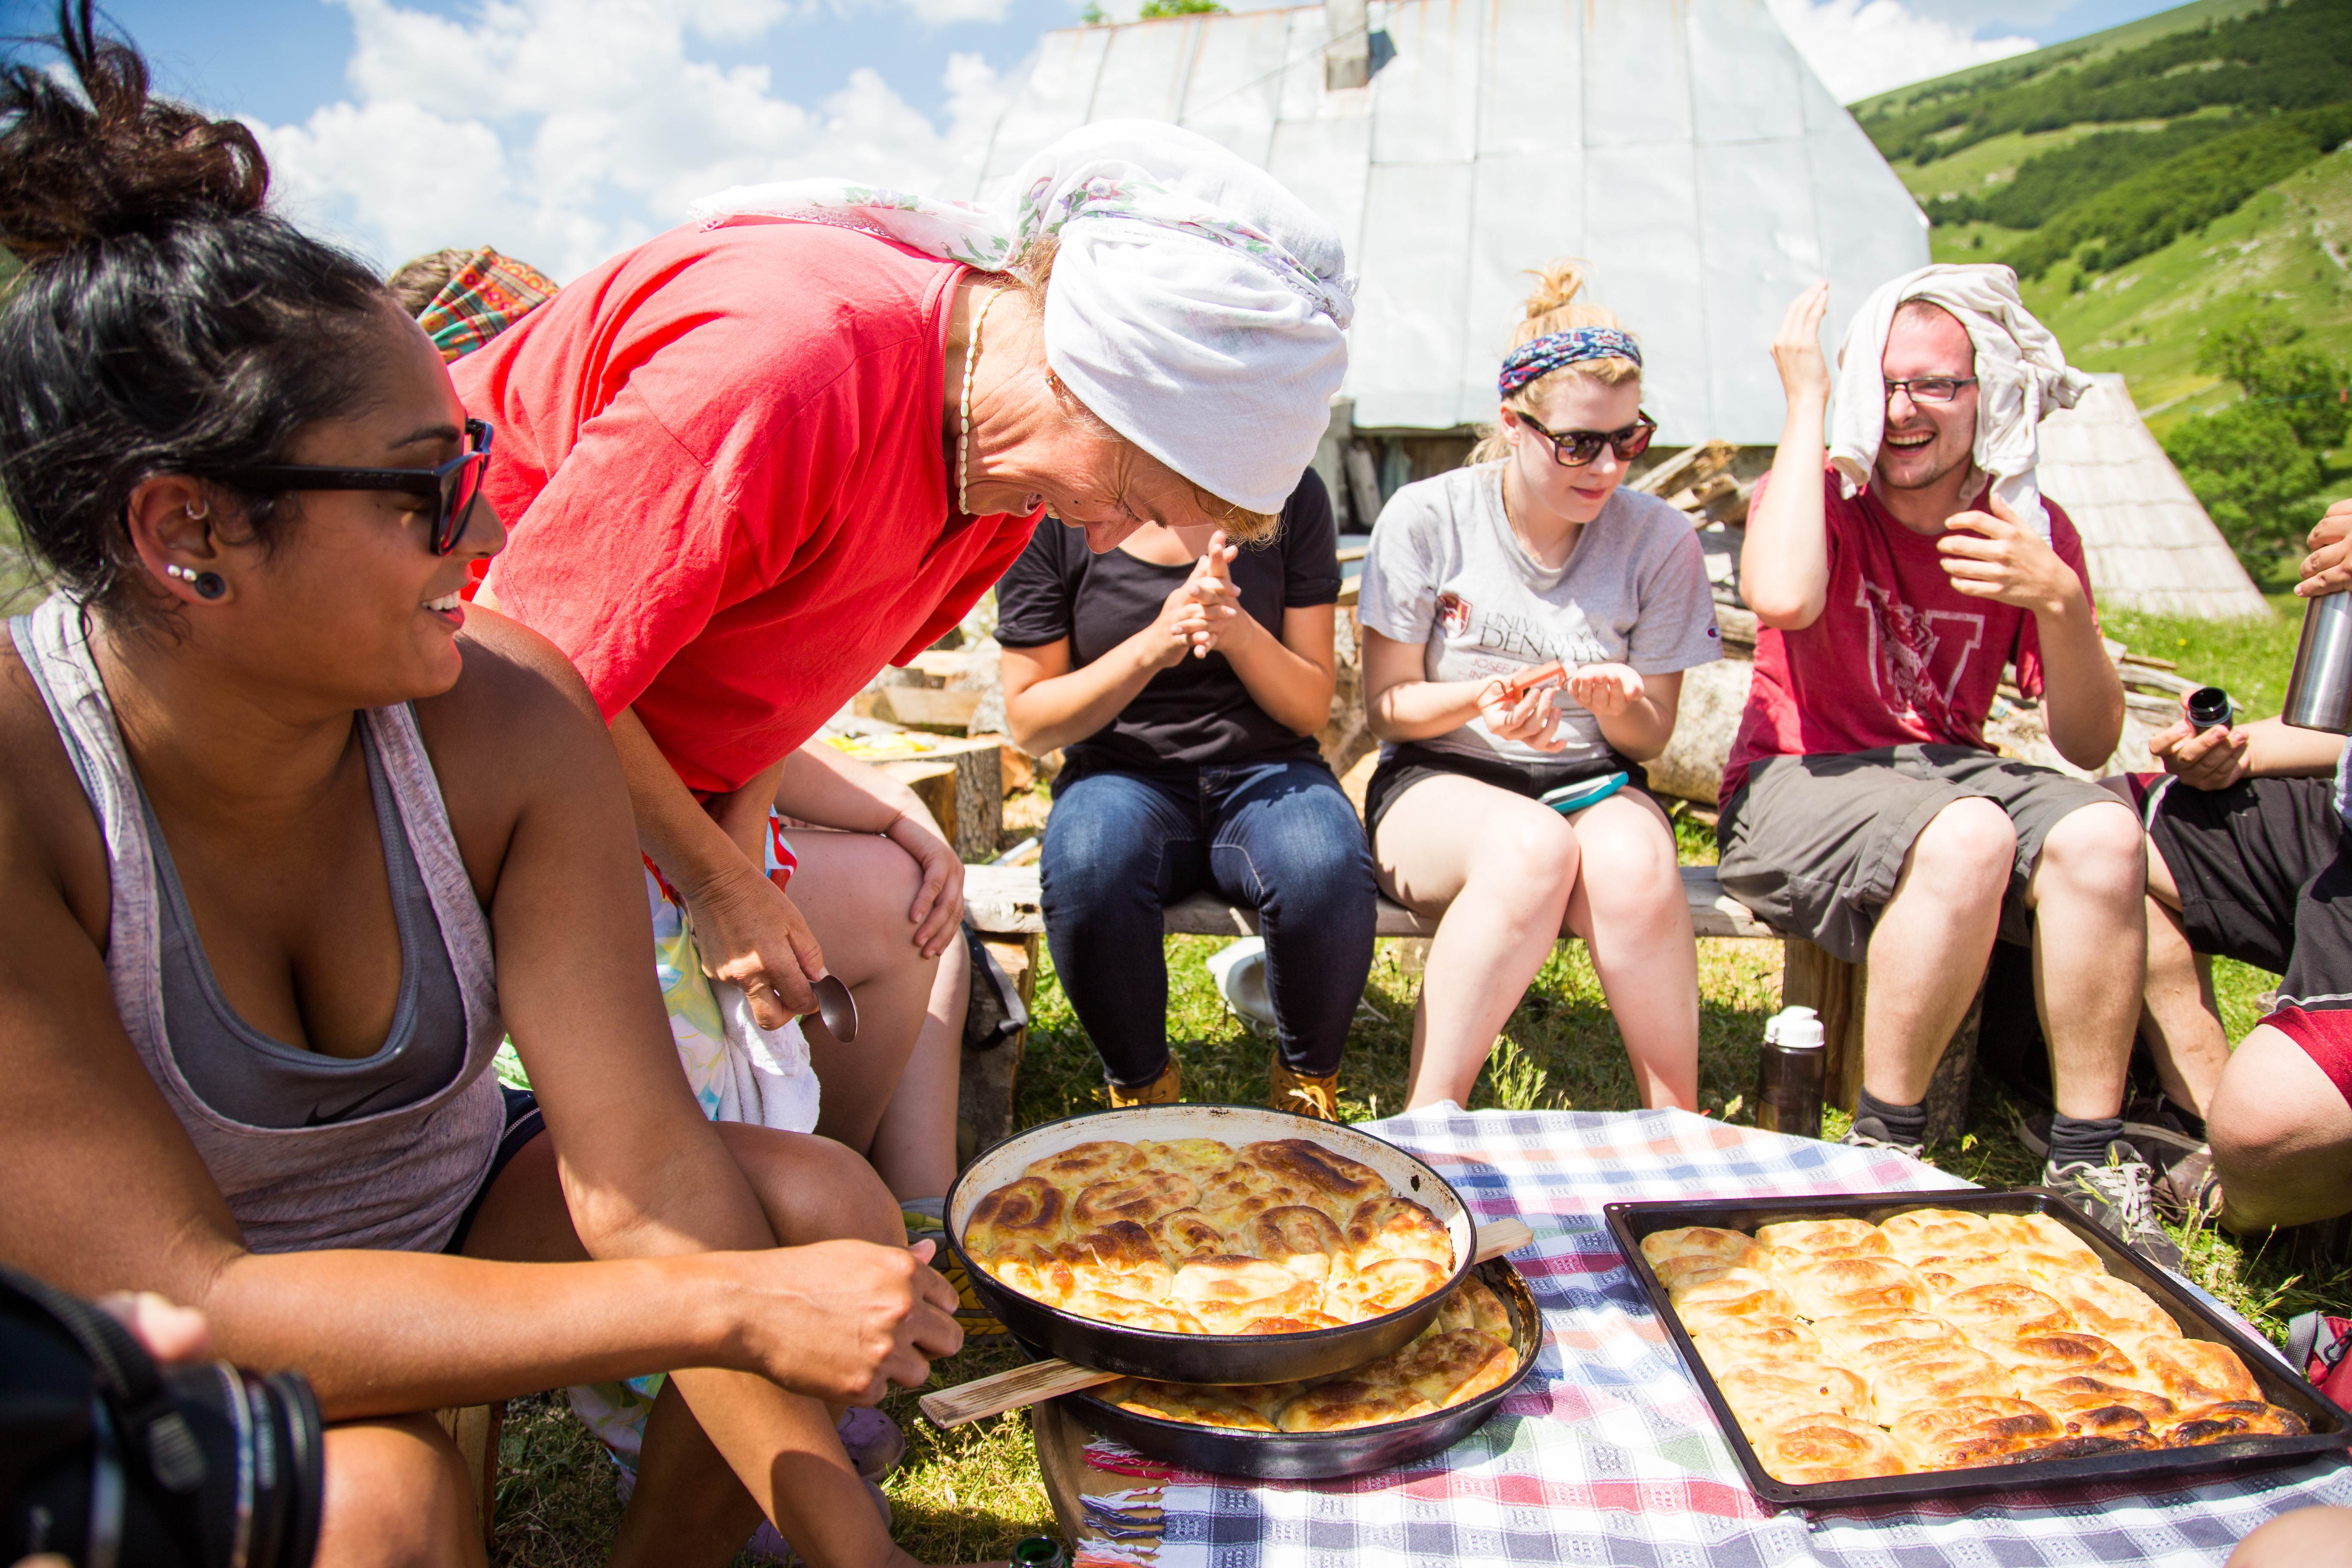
[1356,261,1718,1112]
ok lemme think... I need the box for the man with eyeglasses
[1718,271,2177,1267]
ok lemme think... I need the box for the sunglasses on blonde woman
[1514,410,1657,468]
[217,420,494,556]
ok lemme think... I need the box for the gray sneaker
[2047,1141,2183,1271]
[1841,1116,1926,1160]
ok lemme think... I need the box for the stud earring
[164,563,196,583]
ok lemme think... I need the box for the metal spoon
[808,973,859,1042]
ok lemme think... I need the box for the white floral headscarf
[689,121,1354,515]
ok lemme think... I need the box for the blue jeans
[1040,760,1378,1087]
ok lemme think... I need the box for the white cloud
[1766,0,2037,102]
[251,0,1015,281]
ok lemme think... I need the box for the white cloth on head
[688,121,1353,515]
[1828,263,2093,541]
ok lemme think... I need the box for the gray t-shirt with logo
[1357,461,1722,768]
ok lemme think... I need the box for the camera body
[1,1267,324,1568]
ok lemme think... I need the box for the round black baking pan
[1041,1258,1540,1480]
[946,1104,1476,1385]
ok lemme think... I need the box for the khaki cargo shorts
[1716,744,2122,964]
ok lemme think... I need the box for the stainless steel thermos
[1756,1005,1826,1140]
[2284,591,2352,734]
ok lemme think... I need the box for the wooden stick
[917,1215,1537,1429]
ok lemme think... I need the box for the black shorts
[1362,740,1649,840]
[444,1084,546,1256]
[2141,772,2352,1108]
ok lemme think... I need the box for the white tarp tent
[949,0,1932,444]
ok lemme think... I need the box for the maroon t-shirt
[1721,466,2095,805]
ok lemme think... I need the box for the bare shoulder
[0,638,109,943]
[408,608,629,890]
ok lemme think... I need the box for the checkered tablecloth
[1075,1106,2351,1568]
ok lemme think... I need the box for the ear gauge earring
[163,563,226,600]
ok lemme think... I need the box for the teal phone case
[1540,771,1629,815]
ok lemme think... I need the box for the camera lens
[5,1270,324,1568]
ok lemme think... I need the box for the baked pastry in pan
[1096,1275,1518,1434]
[1648,1214,2306,1481]
[966,1138,1458,1333]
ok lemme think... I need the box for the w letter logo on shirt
[1856,580,1984,728]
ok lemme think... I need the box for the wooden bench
[963,861,1779,940]
[957,860,1981,1151]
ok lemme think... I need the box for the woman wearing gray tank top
[0,15,960,1568]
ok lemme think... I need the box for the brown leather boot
[1268,1056,1341,1121]
[1106,1059,1182,1107]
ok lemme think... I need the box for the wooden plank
[958,934,1036,1168]
[1780,938,1982,1136]
[1031,1401,1118,1554]
[964,864,1780,941]
[433,1403,502,1556]
[880,760,958,857]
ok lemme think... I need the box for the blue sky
[27,0,2191,279]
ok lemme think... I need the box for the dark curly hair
[0,1,394,609]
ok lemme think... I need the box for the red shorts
[2263,1008,2352,1106]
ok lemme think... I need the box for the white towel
[710,980,823,1135]
[1828,263,2094,541]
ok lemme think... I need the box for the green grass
[2102,590,2306,718]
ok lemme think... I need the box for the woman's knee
[716,1123,905,1246]
[317,1416,482,1568]
[1474,803,1581,891]
[1245,794,1374,902]
[1043,787,1175,910]
[1577,798,1680,893]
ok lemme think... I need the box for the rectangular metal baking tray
[1604,1189,2352,1507]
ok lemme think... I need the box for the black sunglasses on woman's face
[217,419,494,556]
[1514,410,1658,468]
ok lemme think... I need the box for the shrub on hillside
[2165,405,2324,554]
[2002,103,2352,279]
[1923,117,2241,230]
[2200,309,2352,451]
[1859,0,2352,166]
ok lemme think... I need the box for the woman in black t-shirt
[996,471,1377,1118]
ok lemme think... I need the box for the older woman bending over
[0,16,956,1568]
[453,122,1355,1206]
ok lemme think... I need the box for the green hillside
[1864,0,2351,290]
[1991,144,2352,431]
[1848,0,2275,121]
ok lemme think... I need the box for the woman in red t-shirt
[456,122,1357,1198]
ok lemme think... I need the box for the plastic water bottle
[1757,1006,1827,1140]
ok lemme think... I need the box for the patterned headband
[1498,327,1643,398]
[418,248,561,363]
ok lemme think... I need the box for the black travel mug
[1756,1006,1826,1140]
[2186,686,2233,733]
